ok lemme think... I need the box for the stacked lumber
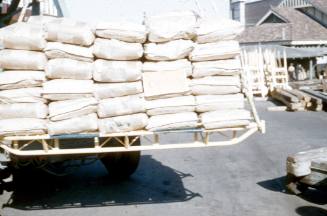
[271,88,322,111]
[0,22,48,136]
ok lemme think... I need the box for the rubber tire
[100,137,141,180]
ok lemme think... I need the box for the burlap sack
[96,21,147,43]
[146,112,198,131]
[45,18,95,46]
[43,79,94,101]
[93,38,143,60]
[99,113,148,134]
[98,94,145,118]
[47,113,98,135]
[94,81,143,99]
[145,11,197,43]
[46,58,93,80]
[0,118,47,136]
[203,120,250,129]
[192,58,241,78]
[190,76,241,95]
[2,22,46,51]
[49,98,98,121]
[200,109,252,123]
[28,15,58,24]
[189,40,240,61]
[196,18,244,43]
[0,71,46,90]
[0,49,47,70]
[44,42,94,62]
[146,96,195,116]
[0,102,48,119]
[0,87,46,103]
[93,59,142,82]
[143,59,192,77]
[195,94,244,113]
[144,39,194,61]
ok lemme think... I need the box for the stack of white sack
[43,18,98,135]
[143,11,198,131]
[94,21,148,134]
[0,22,48,136]
[189,17,252,129]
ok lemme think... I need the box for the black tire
[100,137,141,180]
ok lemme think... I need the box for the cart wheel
[100,137,141,180]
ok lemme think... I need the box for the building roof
[308,0,327,14]
[245,0,282,26]
[239,7,327,44]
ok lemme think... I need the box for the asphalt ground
[0,101,326,216]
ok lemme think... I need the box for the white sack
[93,60,142,82]
[93,38,143,60]
[0,71,45,90]
[0,118,47,136]
[45,18,95,46]
[203,120,251,130]
[43,79,94,101]
[0,102,48,119]
[143,71,190,100]
[190,76,241,95]
[191,86,241,95]
[98,94,145,118]
[146,112,198,131]
[143,59,192,77]
[191,76,241,87]
[196,18,244,43]
[96,21,147,43]
[46,58,93,80]
[195,94,244,113]
[94,82,143,99]
[200,109,252,123]
[144,40,194,61]
[47,113,98,135]
[145,11,197,42]
[44,42,94,62]
[28,15,58,24]
[2,22,46,50]
[99,113,148,134]
[189,40,240,61]
[0,49,47,70]
[49,98,98,121]
[146,96,195,116]
[0,87,46,103]
[192,59,241,78]
[200,109,252,129]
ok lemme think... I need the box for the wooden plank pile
[271,88,323,111]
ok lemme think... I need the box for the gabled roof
[245,0,283,26]
[308,0,327,14]
[238,7,327,44]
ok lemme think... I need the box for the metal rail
[0,122,264,156]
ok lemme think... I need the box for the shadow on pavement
[257,176,327,205]
[295,206,327,216]
[2,155,201,210]
[257,176,286,193]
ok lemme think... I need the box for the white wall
[57,0,230,24]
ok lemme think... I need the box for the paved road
[0,101,326,216]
